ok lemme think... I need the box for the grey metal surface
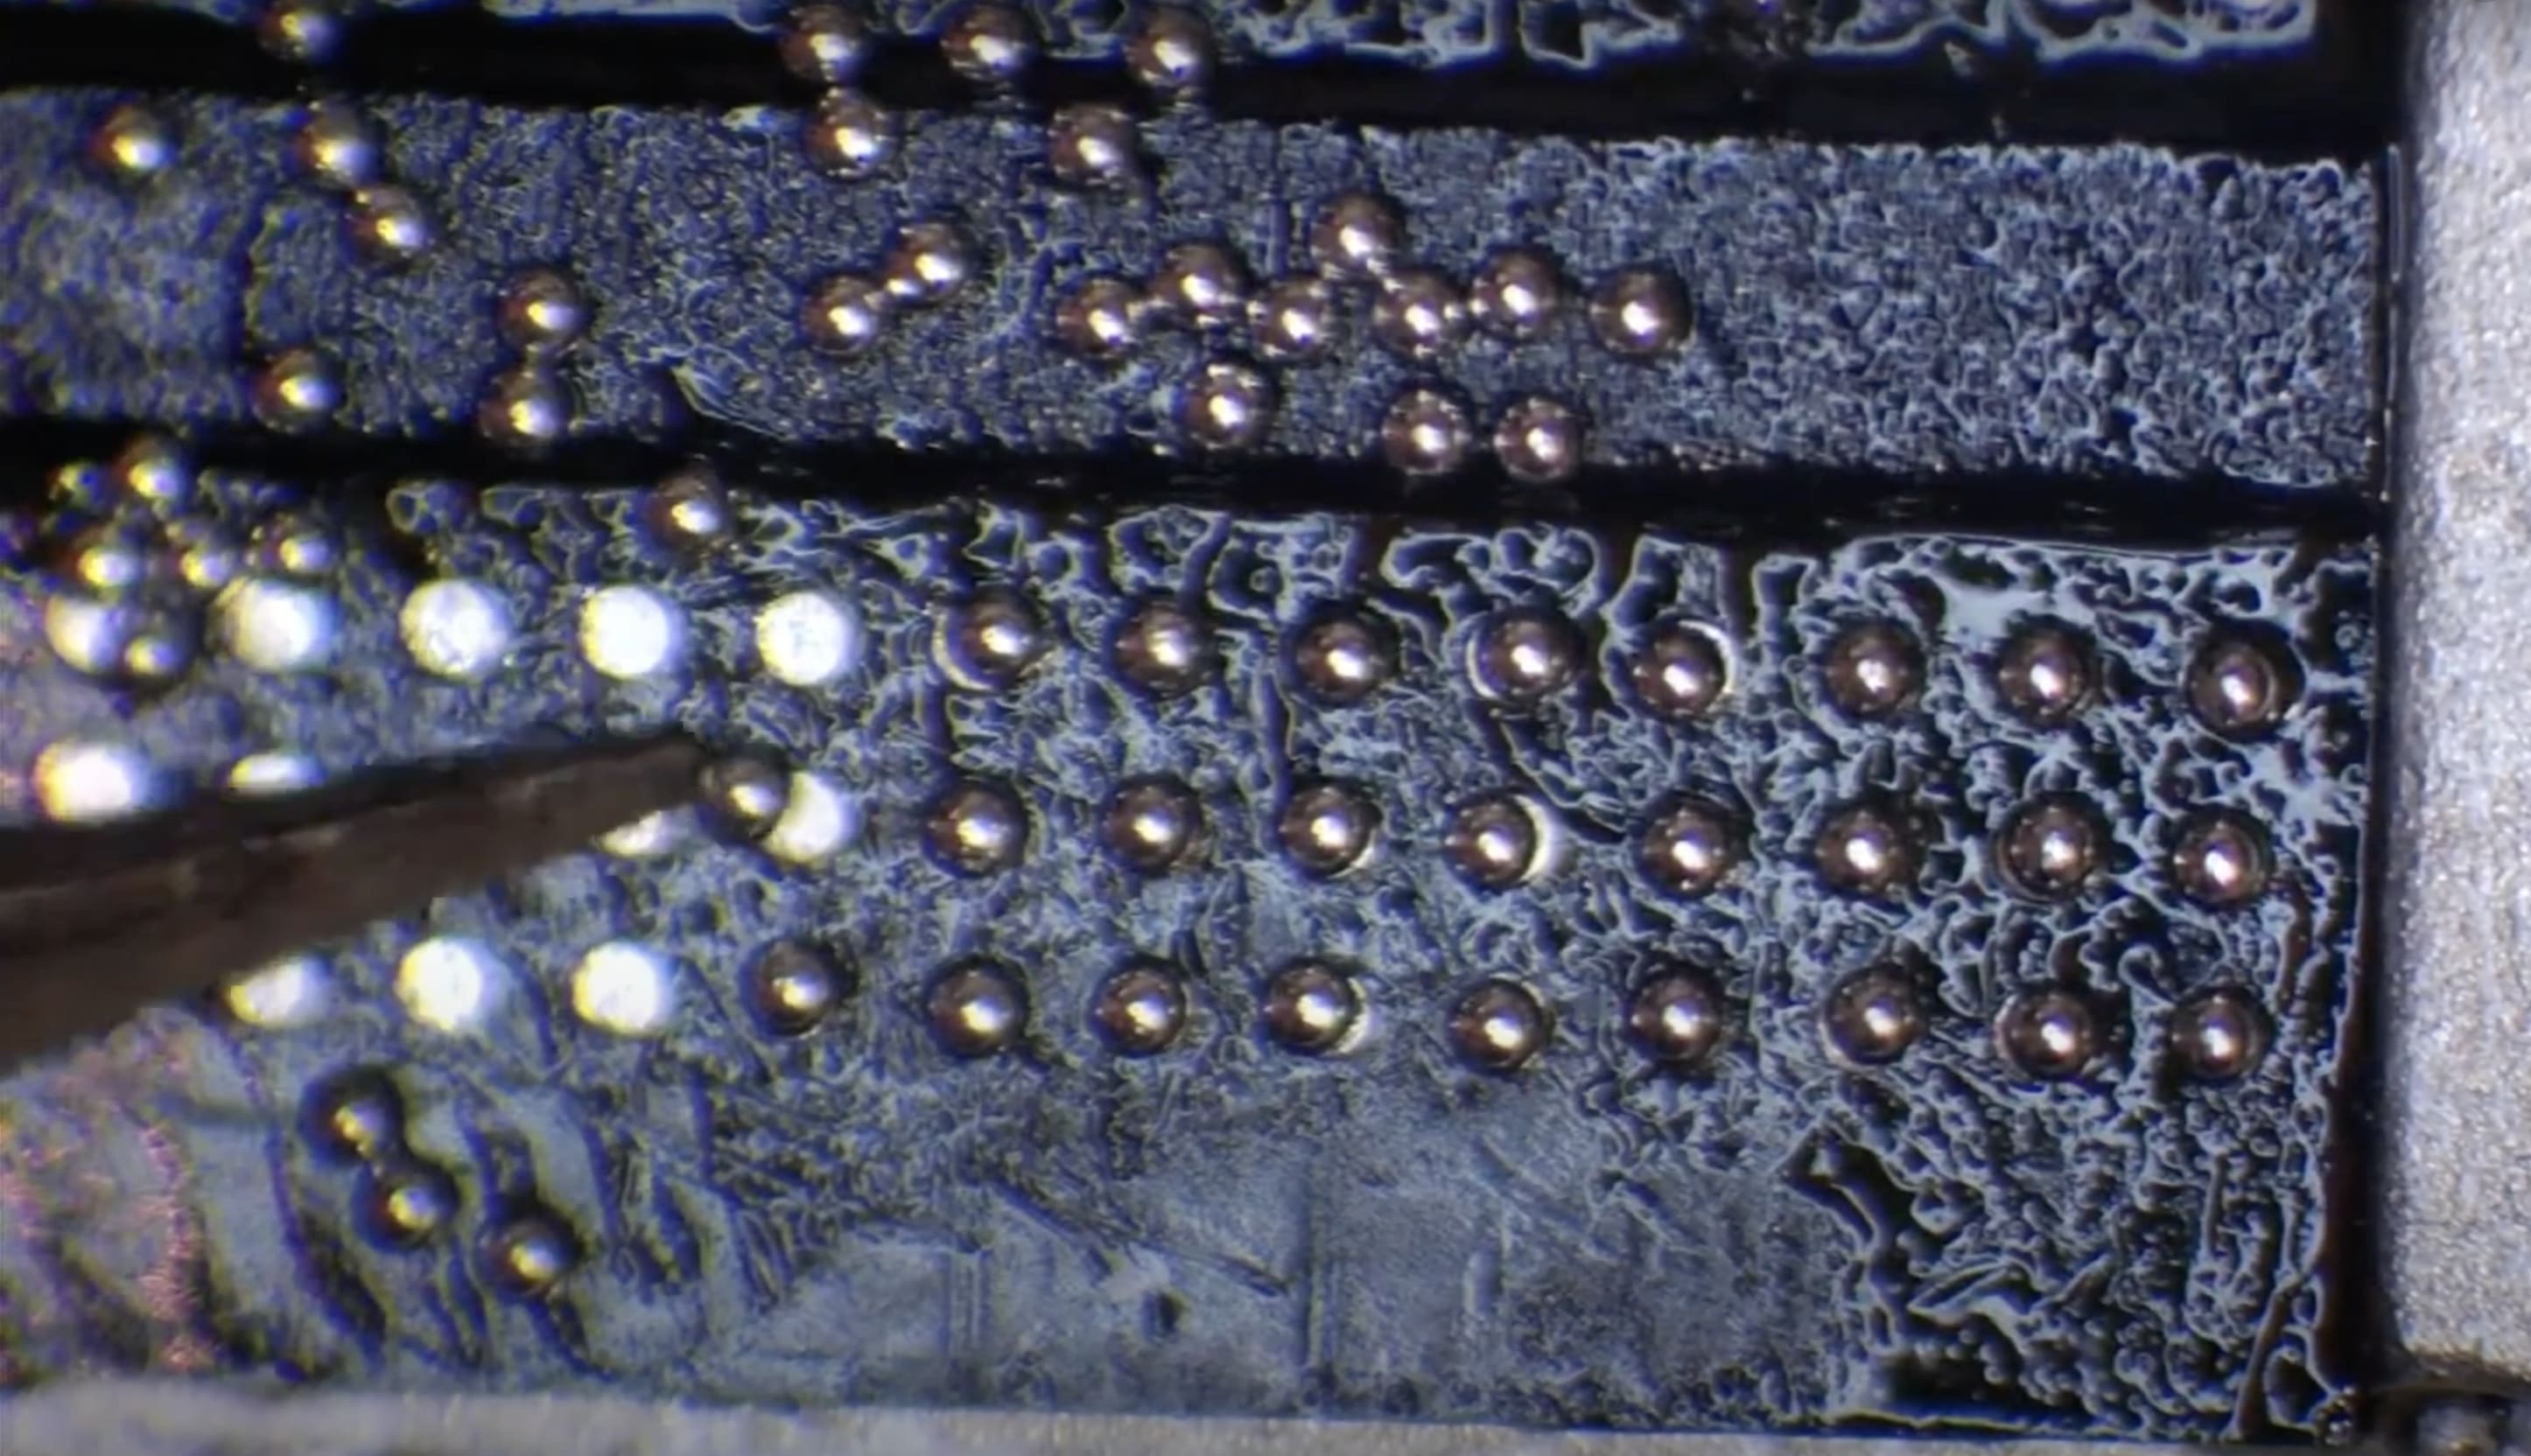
[2379,0,2531,1392]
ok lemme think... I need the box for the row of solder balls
[224,924,2276,1087]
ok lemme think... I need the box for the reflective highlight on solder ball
[578,584,686,680]
[571,941,677,1038]
[400,578,514,682]
[32,738,160,823]
[755,591,861,687]
[396,936,503,1032]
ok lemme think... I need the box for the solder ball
[1469,247,1563,340]
[1053,275,1142,358]
[1815,801,1920,897]
[1449,979,1550,1072]
[1822,967,1926,1067]
[700,754,791,840]
[1112,599,1214,697]
[2170,810,2270,906]
[925,779,1028,876]
[1261,961,1361,1054]
[91,102,176,181]
[292,98,379,190]
[485,1211,577,1295]
[805,88,899,178]
[1308,192,1406,281]
[1995,987,2101,1081]
[1998,795,2104,900]
[1444,794,1542,891]
[1125,6,1214,94]
[1291,609,1394,704]
[1178,360,1275,451]
[361,1162,459,1250]
[476,366,571,452]
[347,185,434,267]
[751,941,845,1037]
[804,273,891,356]
[941,3,1035,86]
[1279,781,1378,877]
[1048,102,1139,190]
[252,347,341,431]
[1469,607,1583,706]
[1629,969,1728,1066]
[1104,776,1205,873]
[1996,623,2095,724]
[1094,962,1189,1056]
[1631,621,1729,718]
[1588,266,1691,357]
[1493,396,1585,486]
[2187,631,2299,737]
[1151,241,1249,329]
[1251,276,1339,361]
[1638,800,1738,897]
[304,1069,404,1164]
[2169,987,2269,1083]
[781,3,874,86]
[883,220,975,308]
[645,462,735,555]
[1369,270,1467,360]
[257,0,345,63]
[497,270,590,354]
[941,588,1046,689]
[929,962,1027,1057]
[1381,386,1472,478]
[1821,620,1923,718]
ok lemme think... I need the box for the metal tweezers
[0,734,704,1066]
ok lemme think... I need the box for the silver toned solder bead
[1150,241,1250,330]
[1449,979,1550,1072]
[1250,276,1339,362]
[1998,795,2105,900]
[1638,800,1738,897]
[1178,360,1275,452]
[646,461,735,555]
[701,755,791,840]
[1104,776,1205,874]
[1262,960,1361,1054]
[1996,622,2095,724]
[882,220,977,308]
[252,347,341,431]
[1308,191,1406,281]
[1815,801,1920,897]
[2170,810,2270,906]
[1053,275,1143,358]
[1380,386,1471,478]
[90,102,176,181]
[257,0,345,65]
[940,587,1047,690]
[2169,987,2268,1083]
[1048,102,1140,190]
[805,88,899,178]
[1094,961,1190,1055]
[1444,794,1544,891]
[497,269,590,355]
[1112,599,1214,697]
[1291,608,1394,704]
[1822,620,1922,718]
[925,779,1028,876]
[110,433,192,512]
[781,3,874,86]
[751,941,846,1036]
[361,1161,459,1250]
[1823,966,1926,1067]
[292,98,379,190]
[2186,630,2299,737]
[1492,396,1584,486]
[1589,265,1691,357]
[1125,6,1214,96]
[1631,621,1730,719]
[804,273,892,355]
[1995,986,2103,1082]
[941,3,1035,88]
[1468,607,1583,706]
[929,961,1027,1057]
[1369,269,1467,360]
[346,185,433,267]
[486,1211,578,1294]
[1278,781,1378,877]
[305,1069,404,1164]
[1630,968,1728,1066]
[476,365,571,453]
[1469,247,1563,340]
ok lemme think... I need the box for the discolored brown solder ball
[925,779,1028,876]
[942,1,1036,87]
[1822,966,1925,1067]
[2187,630,2300,737]
[1995,622,2095,724]
[1445,794,1544,891]
[700,754,790,840]
[645,461,735,555]
[939,587,1047,690]
[1630,621,1729,719]
[751,941,845,1037]
[292,98,378,190]
[882,220,976,309]
[929,961,1027,1057]
[361,1161,459,1250]
[1104,776,1205,874]
[1112,599,1214,697]
[347,184,434,267]
[1278,781,1379,877]
[1449,979,1551,1072]
[475,365,571,452]
[1629,968,1728,1066]
[485,1209,577,1294]
[1151,241,1251,330]
[1469,607,1583,706]
[804,87,898,178]
[1048,102,1140,190]
[1821,620,1922,718]
[1815,801,1919,897]
[1251,276,1339,362]
[1262,960,1362,1054]
[90,102,177,182]
[2170,810,2270,906]
[1995,986,2102,1081]
[257,0,346,66]
[2169,987,2269,1083]
[1308,191,1406,281]
[780,2,874,86]
[1997,795,2105,900]
[1291,608,1395,704]
[1125,6,1213,94]
[305,1068,403,1164]
[497,269,591,356]
[1094,961,1190,1055]
[252,347,342,431]
[1638,800,1738,897]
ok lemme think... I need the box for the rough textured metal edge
[2378,0,2531,1391]
[0,90,2383,490]
[0,1381,2226,1456]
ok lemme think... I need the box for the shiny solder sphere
[1444,794,1542,891]
[497,269,590,355]
[252,347,341,431]
[1821,620,1923,718]
[2170,810,2270,906]
[1823,967,1926,1067]
[293,98,378,189]
[1996,623,2095,724]
[883,220,976,308]
[2169,987,2268,1083]
[60,523,150,596]
[1995,986,2103,1081]
[1638,800,1738,897]
[1053,275,1142,358]
[645,462,735,555]
[1449,979,1550,1072]
[1262,960,1361,1054]
[111,433,192,511]
[485,1211,577,1294]
[803,273,890,356]
[1631,621,1729,719]
[928,961,1027,1057]
[1588,265,1691,357]
[249,513,340,578]
[1816,801,1920,897]
[90,102,176,181]
[700,754,790,839]
[347,185,434,267]
[1998,795,2105,900]
[361,1162,459,1250]
[1125,6,1214,95]
[1469,607,1583,706]
[1104,776,1204,873]
[941,2,1035,87]
[304,1069,404,1164]
[1112,598,1214,697]
[751,941,845,1037]
[925,779,1028,876]
[805,88,898,178]
[1370,269,1468,360]
[1048,102,1139,190]
[780,3,874,85]
[1279,781,1378,877]
[1469,247,1563,340]
[1251,276,1338,361]
[1629,968,1728,1066]
[1493,396,1585,486]
[257,0,345,64]
[476,365,571,452]
[1291,609,1394,704]
[1178,360,1275,451]
[1381,386,1472,478]
[2187,630,2299,737]
[1094,962,1189,1055]
[941,587,1046,690]
[1308,191,1406,281]
[1151,241,1250,329]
